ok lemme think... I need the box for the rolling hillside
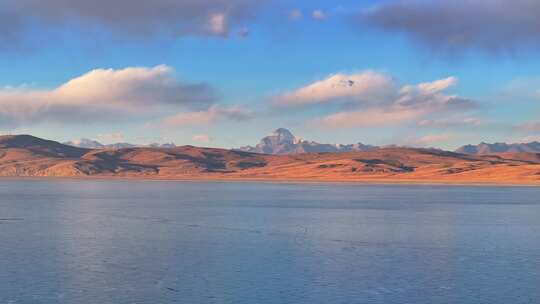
[1,135,540,184]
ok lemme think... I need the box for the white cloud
[162,105,253,127]
[312,10,327,20]
[414,134,453,146]
[520,121,540,133]
[276,71,396,106]
[208,13,227,36]
[0,65,214,127]
[418,116,483,129]
[278,71,475,128]
[320,108,423,128]
[412,77,457,94]
[519,135,540,143]
[192,134,211,143]
[394,77,472,111]
[289,9,303,20]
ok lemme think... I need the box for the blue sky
[1,0,540,149]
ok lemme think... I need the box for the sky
[1,0,540,150]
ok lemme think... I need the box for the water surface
[1,180,539,303]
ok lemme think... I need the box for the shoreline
[1,175,539,187]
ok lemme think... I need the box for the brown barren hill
[1,135,540,185]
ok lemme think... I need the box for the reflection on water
[1,180,539,303]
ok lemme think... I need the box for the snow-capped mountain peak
[238,128,377,155]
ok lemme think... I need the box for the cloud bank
[162,105,253,127]
[275,71,397,107]
[520,121,540,134]
[192,134,211,143]
[275,71,475,128]
[1,0,268,44]
[320,108,422,128]
[361,0,540,54]
[414,134,453,146]
[418,117,483,129]
[0,65,214,127]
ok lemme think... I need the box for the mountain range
[455,142,540,154]
[238,128,378,154]
[64,138,176,149]
[64,128,540,156]
[1,134,540,184]
[239,128,540,156]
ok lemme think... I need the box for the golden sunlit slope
[1,135,539,184]
[234,149,540,184]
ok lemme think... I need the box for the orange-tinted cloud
[276,71,475,128]
[0,65,214,126]
[161,105,253,127]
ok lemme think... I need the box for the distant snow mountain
[63,138,105,149]
[456,142,540,154]
[238,128,377,155]
[148,142,177,148]
[104,142,138,149]
[64,138,175,149]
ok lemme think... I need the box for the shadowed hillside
[1,135,540,184]
[0,135,88,158]
[456,142,540,154]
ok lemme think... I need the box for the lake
[1,180,539,303]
